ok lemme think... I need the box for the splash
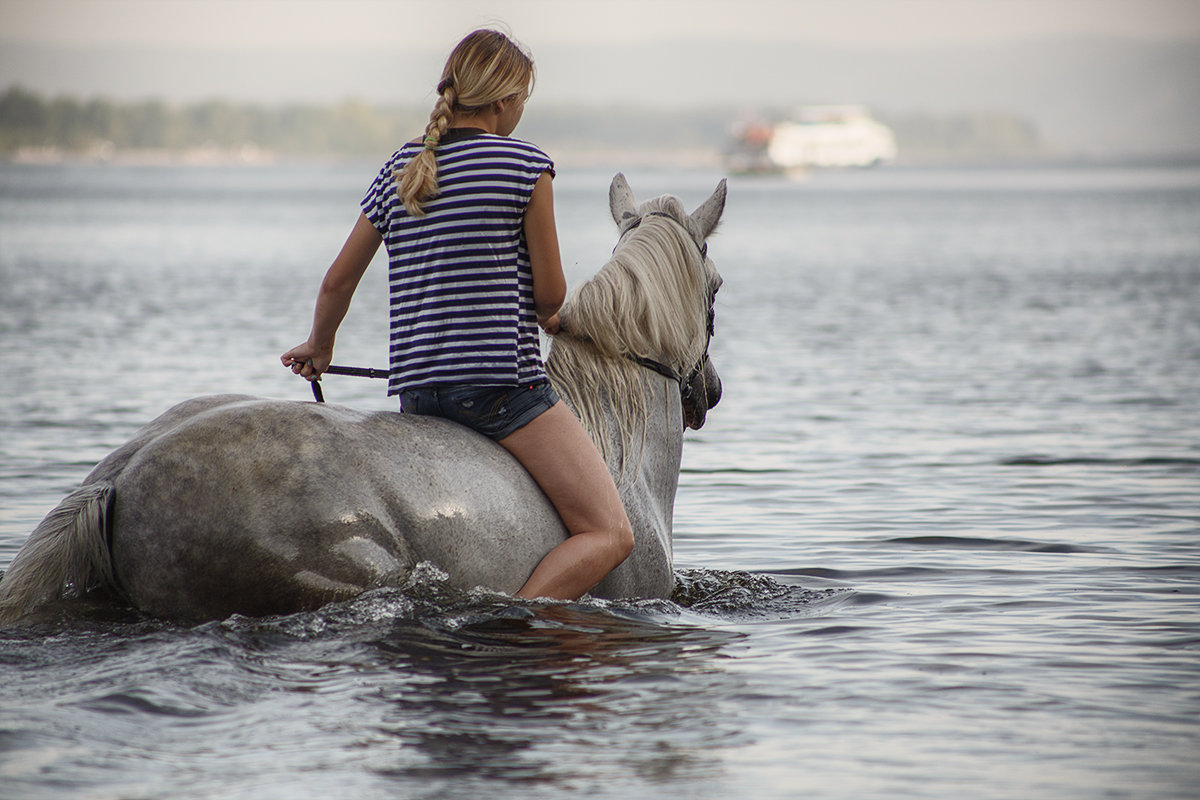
[671,568,846,616]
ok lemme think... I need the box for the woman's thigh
[498,402,629,536]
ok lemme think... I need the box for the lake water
[1,159,1198,799]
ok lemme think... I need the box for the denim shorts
[399,381,560,440]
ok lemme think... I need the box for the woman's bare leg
[498,401,633,600]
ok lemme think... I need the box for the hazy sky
[3,0,1198,153]
[4,0,1199,50]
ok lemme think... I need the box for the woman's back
[361,130,554,393]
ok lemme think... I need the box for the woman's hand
[538,312,561,336]
[281,342,332,381]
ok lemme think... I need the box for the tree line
[1,85,1046,163]
[0,86,428,157]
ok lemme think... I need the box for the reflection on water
[369,605,742,789]
[0,576,756,799]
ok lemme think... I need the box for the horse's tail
[0,482,116,625]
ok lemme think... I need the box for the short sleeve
[526,143,554,181]
[360,150,407,232]
[511,141,555,207]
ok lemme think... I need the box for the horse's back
[107,397,565,620]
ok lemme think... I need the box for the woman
[281,29,633,600]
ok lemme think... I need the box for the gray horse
[0,174,725,623]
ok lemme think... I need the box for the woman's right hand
[281,342,332,381]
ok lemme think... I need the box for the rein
[304,356,702,404]
[307,364,389,403]
[307,212,714,405]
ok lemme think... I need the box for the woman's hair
[396,29,535,216]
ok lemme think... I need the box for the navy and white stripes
[361,132,554,395]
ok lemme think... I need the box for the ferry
[726,106,897,174]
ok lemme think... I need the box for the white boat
[726,106,898,173]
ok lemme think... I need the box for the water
[2,159,1199,799]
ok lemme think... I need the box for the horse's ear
[609,172,639,226]
[689,178,727,239]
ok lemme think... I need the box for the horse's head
[546,173,726,469]
[608,173,725,430]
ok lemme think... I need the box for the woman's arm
[524,170,567,334]
[281,211,382,380]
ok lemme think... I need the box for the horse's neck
[603,376,685,556]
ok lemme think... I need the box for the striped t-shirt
[360,130,555,395]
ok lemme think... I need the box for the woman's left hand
[538,312,561,335]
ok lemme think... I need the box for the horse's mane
[546,194,716,469]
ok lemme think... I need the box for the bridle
[617,211,709,261]
[614,211,717,403]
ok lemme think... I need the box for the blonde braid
[396,83,456,216]
[394,30,535,217]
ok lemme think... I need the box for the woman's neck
[449,110,499,134]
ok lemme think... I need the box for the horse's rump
[105,398,566,620]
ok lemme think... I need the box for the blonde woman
[281,29,633,600]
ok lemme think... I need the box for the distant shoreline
[13,85,1196,169]
[7,146,1198,173]
[3,143,726,169]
